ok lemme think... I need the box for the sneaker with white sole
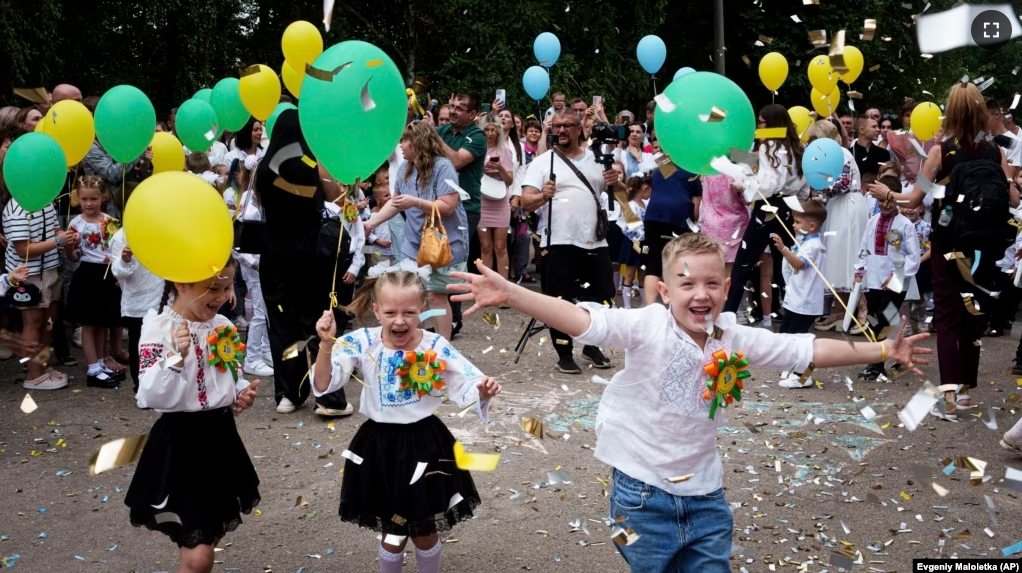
[778,372,812,389]
[276,396,299,414]
[315,403,354,417]
[244,360,274,377]
[24,372,68,391]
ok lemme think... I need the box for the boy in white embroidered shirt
[772,199,828,389]
[853,175,921,382]
[449,234,930,573]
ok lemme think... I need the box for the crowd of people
[1,78,1021,573]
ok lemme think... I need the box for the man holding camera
[520,109,624,374]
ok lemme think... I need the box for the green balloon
[299,41,406,184]
[211,78,250,132]
[193,88,213,103]
[266,102,297,140]
[2,133,68,212]
[176,99,220,153]
[95,85,157,163]
[656,72,755,175]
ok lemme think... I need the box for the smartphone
[482,103,492,113]
[496,89,506,107]
[488,156,500,163]
[593,95,603,108]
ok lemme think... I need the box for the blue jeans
[610,469,732,573]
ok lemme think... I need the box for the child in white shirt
[367,181,394,264]
[447,233,930,573]
[126,263,261,573]
[310,261,501,573]
[853,175,921,382]
[772,199,828,388]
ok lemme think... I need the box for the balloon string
[652,75,658,97]
[328,179,354,310]
[750,187,877,343]
[121,165,126,218]
[24,213,32,265]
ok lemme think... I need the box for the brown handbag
[417,200,453,269]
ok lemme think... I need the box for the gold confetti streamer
[89,434,149,475]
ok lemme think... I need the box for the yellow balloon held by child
[35,100,95,166]
[807,55,837,96]
[810,87,841,117]
[123,171,234,283]
[758,52,788,92]
[911,102,942,141]
[839,46,864,85]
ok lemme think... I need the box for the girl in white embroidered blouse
[310,263,501,573]
[125,263,261,573]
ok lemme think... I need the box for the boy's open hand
[447,262,511,317]
[885,317,932,376]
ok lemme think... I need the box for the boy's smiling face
[657,253,730,343]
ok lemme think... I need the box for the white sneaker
[778,372,812,389]
[276,396,298,414]
[244,359,274,377]
[760,316,773,329]
[71,327,82,348]
[315,403,354,417]
[24,372,68,391]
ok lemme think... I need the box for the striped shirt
[3,199,61,275]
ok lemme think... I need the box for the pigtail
[159,280,174,311]
[341,277,380,324]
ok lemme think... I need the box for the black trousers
[260,252,346,409]
[864,288,907,368]
[724,197,794,313]
[541,245,615,360]
[125,316,144,393]
[779,310,817,334]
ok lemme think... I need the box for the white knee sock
[622,285,632,309]
[379,544,403,573]
[414,541,442,573]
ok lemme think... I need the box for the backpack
[932,141,1014,293]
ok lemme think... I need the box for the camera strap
[552,148,604,215]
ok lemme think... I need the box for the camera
[590,122,628,142]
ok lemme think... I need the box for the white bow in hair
[367,259,432,281]
[198,171,220,186]
[243,154,259,171]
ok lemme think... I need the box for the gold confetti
[300,155,317,168]
[899,490,911,501]
[863,19,877,41]
[611,526,640,546]
[522,417,544,439]
[758,34,773,45]
[756,128,788,139]
[665,474,695,484]
[365,59,383,68]
[828,30,847,74]
[254,509,263,516]
[808,30,828,48]
[869,64,881,72]
[742,55,751,67]
[89,434,149,476]
[482,312,500,328]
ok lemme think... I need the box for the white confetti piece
[341,450,363,465]
[410,461,428,485]
[897,382,940,432]
[20,393,38,414]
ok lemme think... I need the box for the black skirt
[618,238,643,268]
[340,415,480,538]
[124,407,260,548]
[606,223,625,264]
[66,261,122,327]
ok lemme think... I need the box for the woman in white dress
[806,120,869,330]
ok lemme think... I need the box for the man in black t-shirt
[851,116,889,177]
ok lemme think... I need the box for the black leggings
[724,197,794,313]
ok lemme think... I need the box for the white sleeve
[135,311,193,411]
[743,144,788,200]
[574,303,660,352]
[902,220,921,278]
[735,324,816,374]
[434,337,490,422]
[0,275,10,297]
[109,230,137,280]
[310,329,370,397]
[345,219,367,277]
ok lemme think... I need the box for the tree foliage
[2,0,1021,121]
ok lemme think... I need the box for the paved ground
[2,305,1022,572]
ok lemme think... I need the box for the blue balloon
[533,33,561,68]
[673,67,696,81]
[522,66,550,102]
[802,138,846,190]
[636,35,667,75]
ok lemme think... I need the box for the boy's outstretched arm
[811,326,932,375]
[448,262,593,337]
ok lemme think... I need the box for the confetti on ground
[20,394,37,414]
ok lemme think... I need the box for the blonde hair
[661,233,725,273]
[402,121,448,192]
[71,175,109,208]
[942,82,988,145]
[478,116,506,150]
[806,119,840,144]
[342,271,428,324]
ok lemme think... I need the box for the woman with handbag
[478,117,513,280]
[364,121,468,340]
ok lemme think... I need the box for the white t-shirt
[522,148,609,250]
[781,234,826,316]
[2,200,61,274]
[1000,130,1022,167]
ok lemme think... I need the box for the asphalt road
[1,307,1021,572]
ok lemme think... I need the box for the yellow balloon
[35,100,94,166]
[151,132,186,174]
[281,61,304,98]
[758,52,789,92]
[124,171,233,283]
[839,46,864,85]
[807,55,838,96]
[810,87,841,117]
[239,64,281,121]
[282,21,324,67]
[788,106,812,142]
[911,102,942,141]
